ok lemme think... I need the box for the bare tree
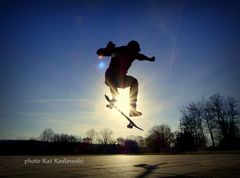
[40,128,54,142]
[180,101,206,148]
[133,136,145,147]
[82,137,92,144]
[116,137,125,146]
[98,128,114,145]
[209,94,227,140]
[209,94,240,148]
[225,97,239,138]
[145,124,174,151]
[53,133,78,142]
[126,135,145,147]
[180,93,240,149]
[175,130,195,150]
[201,98,216,148]
[86,129,98,144]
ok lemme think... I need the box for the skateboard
[105,94,143,131]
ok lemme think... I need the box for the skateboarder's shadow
[134,163,167,178]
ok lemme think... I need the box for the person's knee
[132,77,138,86]
[105,80,109,86]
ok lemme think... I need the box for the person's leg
[124,76,138,105]
[105,70,118,102]
[124,76,142,117]
[109,85,118,102]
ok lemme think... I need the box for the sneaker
[129,110,142,117]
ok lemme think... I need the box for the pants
[105,69,138,107]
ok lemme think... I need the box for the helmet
[127,40,140,53]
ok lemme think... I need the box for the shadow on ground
[134,163,167,178]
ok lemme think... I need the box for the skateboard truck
[127,123,133,129]
[106,103,113,109]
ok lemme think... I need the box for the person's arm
[96,41,116,57]
[137,53,155,62]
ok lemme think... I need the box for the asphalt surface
[0,154,240,177]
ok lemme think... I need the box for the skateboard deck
[105,94,143,131]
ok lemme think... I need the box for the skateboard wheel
[106,104,112,109]
[127,124,133,129]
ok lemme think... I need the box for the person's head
[127,40,140,53]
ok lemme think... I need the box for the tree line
[1,93,239,155]
[178,93,239,150]
[38,94,239,152]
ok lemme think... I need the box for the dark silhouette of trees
[116,137,125,145]
[180,101,206,149]
[86,129,98,144]
[40,129,79,143]
[209,94,227,145]
[226,97,239,143]
[209,94,239,149]
[123,139,139,153]
[179,94,240,149]
[115,135,144,153]
[201,98,216,148]
[40,128,54,142]
[116,137,139,153]
[128,135,145,147]
[1,93,239,156]
[53,133,78,142]
[145,124,174,152]
[175,131,195,151]
[82,137,91,144]
[97,128,114,145]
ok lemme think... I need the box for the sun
[114,88,131,113]
[100,88,132,127]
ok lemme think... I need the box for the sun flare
[113,88,131,113]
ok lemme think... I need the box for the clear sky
[1,0,240,139]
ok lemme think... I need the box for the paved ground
[0,154,240,177]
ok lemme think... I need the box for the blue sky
[0,0,240,139]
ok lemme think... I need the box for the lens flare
[98,61,106,70]
[115,89,130,113]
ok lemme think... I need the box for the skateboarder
[97,40,155,117]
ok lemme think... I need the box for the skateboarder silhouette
[97,40,155,117]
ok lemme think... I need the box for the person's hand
[149,56,155,62]
[97,48,104,56]
[106,41,115,49]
